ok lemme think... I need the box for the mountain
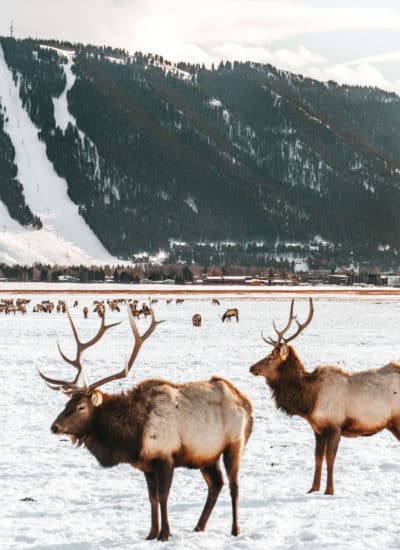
[0,36,400,268]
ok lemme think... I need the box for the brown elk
[108,301,120,313]
[38,309,253,541]
[130,303,142,319]
[142,303,151,318]
[83,306,89,319]
[250,298,400,495]
[222,308,239,323]
[176,299,184,305]
[212,299,220,306]
[73,300,79,308]
[192,313,202,327]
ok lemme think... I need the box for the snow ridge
[0,44,117,265]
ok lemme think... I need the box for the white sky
[2,0,400,93]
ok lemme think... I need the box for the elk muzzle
[51,422,61,434]
[250,362,263,376]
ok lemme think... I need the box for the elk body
[39,309,253,541]
[222,308,239,323]
[250,298,400,495]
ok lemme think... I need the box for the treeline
[0,261,296,283]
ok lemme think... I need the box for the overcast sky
[2,0,400,93]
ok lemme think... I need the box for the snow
[0,44,117,265]
[3,292,400,549]
[50,50,81,135]
[185,196,198,214]
[209,98,223,108]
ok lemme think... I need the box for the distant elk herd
[6,292,397,541]
[0,295,239,326]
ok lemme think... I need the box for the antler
[38,307,121,395]
[262,298,314,347]
[89,307,164,391]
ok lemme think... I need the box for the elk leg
[308,432,327,493]
[388,425,400,441]
[155,459,174,541]
[223,443,242,536]
[144,471,159,540]
[325,429,341,495]
[194,462,224,532]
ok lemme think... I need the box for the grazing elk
[212,299,220,306]
[38,308,253,541]
[73,300,79,308]
[83,306,89,319]
[222,308,239,323]
[142,303,151,318]
[192,313,202,327]
[250,298,400,495]
[176,298,184,305]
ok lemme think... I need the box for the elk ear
[91,390,103,407]
[279,344,289,361]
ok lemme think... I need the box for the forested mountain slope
[1,36,399,267]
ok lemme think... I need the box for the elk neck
[268,346,319,417]
[82,389,147,468]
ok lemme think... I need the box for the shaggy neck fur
[268,347,319,417]
[80,391,145,467]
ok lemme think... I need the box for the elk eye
[77,405,86,412]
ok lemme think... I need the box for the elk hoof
[194,524,205,532]
[307,487,320,493]
[231,526,240,536]
[324,488,334,495]
[157,529,171,542]
[146,530,159,540]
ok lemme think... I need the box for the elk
[142,303,151,318]
[83,306,89,319]
[250,298,400,495]
[38,308,253,541]
[176,298,184,305]
[192,313,202,327]
[130,303,142,319]
[212,299,220,306]
[222,308,239,323]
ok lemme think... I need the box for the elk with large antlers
[39,308,253,541]
[250,298,400,495]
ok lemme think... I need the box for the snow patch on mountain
[40,46,80,134]
[0,43,118,265]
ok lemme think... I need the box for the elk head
[250,298,313,382]
[39,306,163,442]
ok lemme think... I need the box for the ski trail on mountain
[0,44,116,264]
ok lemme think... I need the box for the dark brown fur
[267,348,320,417]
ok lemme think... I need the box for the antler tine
[261,331,277,346]
[284,298,314,344]
[41,307,122,394]
[88,307,164,391]
[263,299,296,347]
[36,368,88,394]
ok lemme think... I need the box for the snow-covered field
[2,293,400,549]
